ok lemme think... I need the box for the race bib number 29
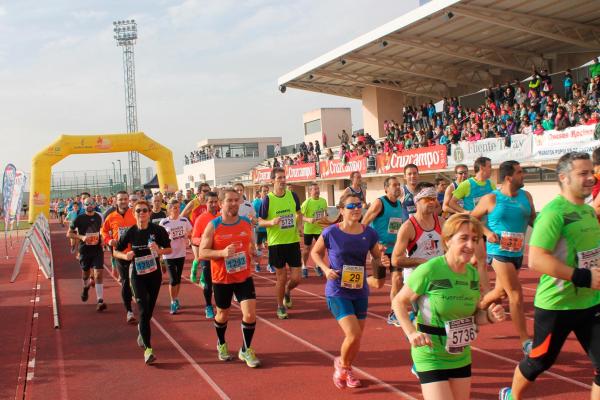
[341,265,364,289]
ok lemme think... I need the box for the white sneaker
[127,311,137,324]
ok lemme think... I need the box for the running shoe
[410,364,418,378]
[127,311,137,324]
[254,263,261,273]
[144,348,156,365]
[170,302,177,315]
[284,292,293,309]
[302,268,309,278]
[499,387,513,400]
[137,334,144,348]
[238,347,261,368]
[276,306,288,320]
[267,264,276,274]
[96,300,107,312]
[345,367,361,388]
[522,339,533,355]
[217,343,232,361]
[174,299,181,311]
[315,266,324,277]
[387,310,400,327]
[333,357,346,389]
[81,286,89,302]
[205,305,215,319]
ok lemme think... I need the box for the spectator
[564,69,573,101]
[274,143,281,157]
[589,57,600,79]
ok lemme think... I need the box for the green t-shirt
[530,195,600,311]
[408,256,480,372]
[301,197,328,235]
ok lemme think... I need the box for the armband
[572,268,592,288]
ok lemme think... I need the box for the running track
[4,222,595,400]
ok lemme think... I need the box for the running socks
[95,283,104,300]
[215,321,228,345]
[241,321,256,351]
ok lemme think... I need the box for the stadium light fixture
[279,85,287,93]
[380,40,388,48]
[444,11,454,21]
[113,19,137,46]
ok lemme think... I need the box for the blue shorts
[326,296,368,321]
[487,254,524,270]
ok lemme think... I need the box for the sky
[0,0,418,174]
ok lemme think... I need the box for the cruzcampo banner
[376,145,448,174]
[319,157,367,179]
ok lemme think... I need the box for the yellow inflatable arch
[29,132,178,222]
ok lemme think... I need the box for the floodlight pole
[113,19,141,190]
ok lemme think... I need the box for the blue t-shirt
[252,198,266,233]
[322,224,379,300]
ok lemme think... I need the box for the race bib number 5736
[444,316,476,354]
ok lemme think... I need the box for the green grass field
[0,220,31,231]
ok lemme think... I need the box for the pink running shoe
[333,357,346,389]
[345,367,362,388]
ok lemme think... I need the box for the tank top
[404,215,444,281]
[369,196,403,254]
[486,189,531,257]
[401,185,416,221]
[266,191,300,246]
[348,186,365,203]
[210,216,253,284]
[463,178,494,211]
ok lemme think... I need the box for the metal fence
[50,169,128,199]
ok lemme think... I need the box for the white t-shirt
[159,217,192,259]
[239,200,256,219]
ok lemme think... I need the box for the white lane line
[253,274,591,390]
[103,265,231,400]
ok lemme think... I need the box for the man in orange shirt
[191,191,220,319]
[102,191,137,324]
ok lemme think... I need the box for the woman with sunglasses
[311,193,388,389]
[114,200,172,365]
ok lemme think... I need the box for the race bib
[118,227,128,239]
[387,217,403,234]
[169,225,186,240]
[341,265,364,289]
[225,252,248,274]
[84,232,99,246]
[444,316,476,354]
[577,247,600,270]
[280,214,295,229]
[314,210,325,220]
[134,254,158,275]
[500,232,524,252]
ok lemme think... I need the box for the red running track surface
[4,222,595,400]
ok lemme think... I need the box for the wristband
[572,268,592,288]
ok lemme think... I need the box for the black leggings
[130,268,162,349]
[201,260,213,306]
[116,259,133,312]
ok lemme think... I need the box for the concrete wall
[180,157,263,189]
[362,87,406,139]
[303,108,351,149]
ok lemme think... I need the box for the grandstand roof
[278,0,600,102]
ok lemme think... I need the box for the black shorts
[269,242,302,269]
[79,251,104,271]
[213,277,256,310]
[519,304,600,384]
[256,231,267,245]
[417,364,471,384]
[303,233,320,246]
[487,254,524,270]
[165,257,185,286]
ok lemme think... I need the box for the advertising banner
[376,145,447,174]
[449,134,533,167]
[285,163,316,182]
[319,157,367,179]
[9,171,26,224]
[2,164,16,225]
[252,168,272,184]
[531,123,600,161]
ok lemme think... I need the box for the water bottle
[148,234,158,258]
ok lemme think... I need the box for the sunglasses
[456,171,468,175]
[345,202,363,210]
[83,203,94,207]
[135,208,149,214]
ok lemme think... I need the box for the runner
[311,192,388,389]
[114,199,172,365]
[191,191,220,319]
[182,183,211,289]
[499,152,600,400]
[400,164,419,222]
[68,198,106,312]
[300,182,327,278]
[258,167,303,319]
[392,214,505,400]
[449,156,493,292]
[342,171,367,207]
[362,176,404,326]
[471,160,535,354]
[442,164,469,217]
[198,188,261,367]
[252,184,271,273]
[150,196,167,224]
[57,198,66,225]
[101,191,137,323]
[65,202,80,252]
[233,183,256,220]
[159,198,192,315]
